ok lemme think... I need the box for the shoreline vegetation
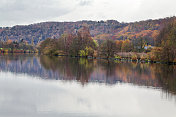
[39,20,176,64]
[0,37,38,54]
[50,54,176,65]
[1,20,176,65]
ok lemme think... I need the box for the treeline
[153,19,176,63]
[1,17,175,45]
[40,26,149,58]
[0,38,37,53]
[40,26,97,57]
[40,19,176,63]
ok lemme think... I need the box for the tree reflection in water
[40,56,95,85]
[0,54,175,96]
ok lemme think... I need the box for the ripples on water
[0,54,176,117]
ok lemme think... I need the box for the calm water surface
[0,55,176,117]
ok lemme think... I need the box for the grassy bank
[53,52,176,65]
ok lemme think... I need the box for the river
[0,55,175,117]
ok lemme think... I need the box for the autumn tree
[58,33,75,55]
[31,37,34,46]
[79,47,94,57]
[69,26,96,56]
[156,20,176,62]
[40,26,97,57]
[40,38,58,55]
[132,37,146,52]
[121,39,133,52]
[99,39,116,58]
[115,40,123,52]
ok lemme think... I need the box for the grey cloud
[130,0,176,21]
[0,0,176,27]
[0,0,76,26]
[78,0,93,6]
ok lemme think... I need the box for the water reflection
[1,72,175,117]
[0,55,176,95]
[0,55,176,117]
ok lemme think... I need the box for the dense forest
[0,17,176,63]
[39,18,176,63]
[0,37,36,53]
[0,17,175,45]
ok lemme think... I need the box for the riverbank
[1,51,175,65]
[0,49,38,54]
[53,52,176,65]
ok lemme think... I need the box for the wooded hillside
[0,17,175,45]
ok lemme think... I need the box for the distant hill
[0,17,175,45]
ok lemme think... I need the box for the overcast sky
[0,0,176,27]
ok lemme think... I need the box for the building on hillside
[144,45,154,50]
